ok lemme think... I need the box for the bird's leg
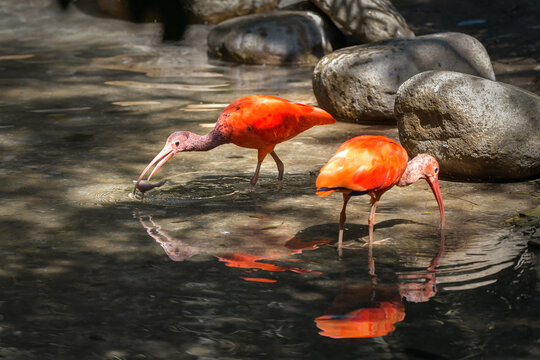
[365,191,395,247]
[270,151,284,189]
[367,192,382,275]
[368,192,382,244]
[248,161,263,191]
[338,193,351,257]
[368,233,376,277]
[353,192,390,248]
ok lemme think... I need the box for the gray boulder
[191,0,278,24]
[207,10,343,65]
[313,32,496,123]
[310,0,414,42]
[395,71,540,181]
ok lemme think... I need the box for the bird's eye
[174,141,180,147]
[434,167,439,173]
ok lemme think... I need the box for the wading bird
[316,135,445,256]
[134,95,335,195]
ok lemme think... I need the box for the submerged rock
[207,10,344,65]
[310,0,414,42]
[395,71,540,181]
[312,32,495,123]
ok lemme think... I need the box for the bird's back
[217,95,335,151]
[316,135,409,196]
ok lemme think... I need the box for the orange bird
[316,135,445,255]
[134,95,335,194]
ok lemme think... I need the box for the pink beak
[133,144,177,194]
[426,176,445,229]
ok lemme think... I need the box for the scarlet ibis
[316,135,445,256]
[134,95,335,195]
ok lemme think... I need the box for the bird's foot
[358,237,392,247]
[329,240,364,250]
[343,240,367,249]
[276,180,283,191]
[330,238,391,249]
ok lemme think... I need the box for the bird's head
[399,154,445,229]
[167,131,194,152]
[133,131,191,194]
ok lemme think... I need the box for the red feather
[219,95,335,161]
[316,135,409,196]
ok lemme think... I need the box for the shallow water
[1,2,539,359]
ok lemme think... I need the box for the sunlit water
[1,2,539,359]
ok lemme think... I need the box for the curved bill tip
[427,176,445,229]
[133,146,175,195]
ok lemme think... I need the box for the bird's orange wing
[218,95,335,160]
[316,136,409,197]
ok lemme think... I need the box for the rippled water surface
[1,2,539,359]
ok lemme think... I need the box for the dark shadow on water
[1,193,538,359]
[291,220,418,245]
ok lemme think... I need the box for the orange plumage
[221,95,336,161]
[316,135,409,196]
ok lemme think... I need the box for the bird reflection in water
[214,235,334,282]
[397,231,445,303]
[315,232,445,338]
[315,284,406,339]
[136,212,332,282]
[137,213,198,262]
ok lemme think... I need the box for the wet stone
[395,70,540,181]
[313,32,496,123]
[207,10,343,65]
[191,0,279,24]
[310,0,415,42]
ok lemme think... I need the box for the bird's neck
[184,128,229,152]
[397,156,424,187]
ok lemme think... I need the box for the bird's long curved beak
[426,176,445,229]
[133,145,176,194]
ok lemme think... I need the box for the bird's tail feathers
[312,107,336,125]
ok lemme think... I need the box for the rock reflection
[315,234,445,338]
